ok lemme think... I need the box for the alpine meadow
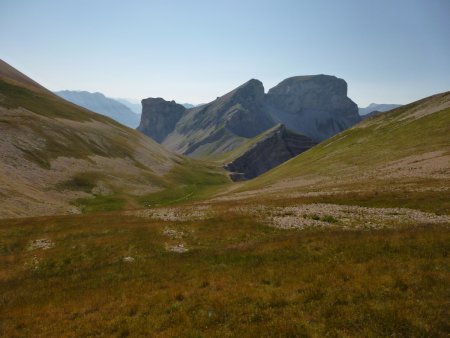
[1,1,449,337]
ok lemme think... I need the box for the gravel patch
[163,228,184,239]
[129,206,212,222]
[165,243,188,253]
[232,203,450,230]
[28,238,55,251]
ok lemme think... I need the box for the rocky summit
[266,75,360,141]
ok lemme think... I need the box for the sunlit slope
[0,60,227,218]
[237,92,450,210]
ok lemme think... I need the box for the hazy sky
[1,0,449,106]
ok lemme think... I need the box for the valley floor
[1,197,449,337]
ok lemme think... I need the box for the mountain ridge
[139,75,360,159]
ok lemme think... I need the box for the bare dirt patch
[399,95,450,121]
[376,151,450,179]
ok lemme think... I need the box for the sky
[1,0,449,107]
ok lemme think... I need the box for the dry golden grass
[1,205,449,337]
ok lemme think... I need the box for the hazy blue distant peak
[366,103,401,110]
[115,98,142,114]
[55,90,141,128]
[182,103,195,109]
[359,103,401,116]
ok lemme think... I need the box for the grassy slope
[238,92,450,213]
[0,63,230,216]
[135,158,230,207]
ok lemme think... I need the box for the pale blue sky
[1,0,449,106]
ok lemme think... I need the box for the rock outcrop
[224,124,317,180]
[266,75,360,141]
[137,98,186,143]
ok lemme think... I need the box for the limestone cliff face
[137,98,186,143]
[266,75,360,141]
[224,124,316,180]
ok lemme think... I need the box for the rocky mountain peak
[266,75,349,112]
[266,75,360,141]
[232,78,265,100]
[211,78,265,111]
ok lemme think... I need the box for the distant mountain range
[55,91,141,128]
[138,75,361,159]
[359,103,401,117]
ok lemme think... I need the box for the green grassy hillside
[0,60,229,218]
[233,91,450,213]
